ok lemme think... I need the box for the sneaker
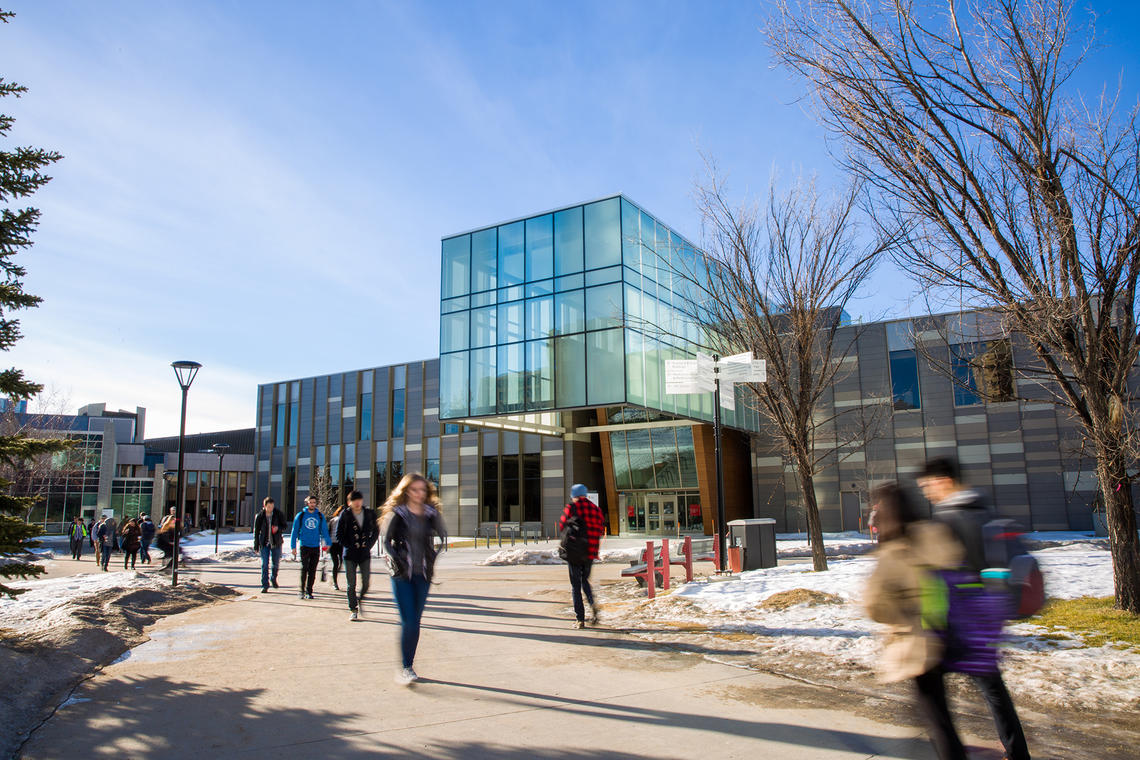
[261,587,268,593]
[306,592,314,600]
[589,603,600,624]
[396,667,418,685]
[572,620,586,629]
[299,591,306,599]
[350,609,359,621]
[271,579,279,589]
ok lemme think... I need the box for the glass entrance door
[645,493,678,534]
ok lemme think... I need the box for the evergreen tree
[0,9,70,598]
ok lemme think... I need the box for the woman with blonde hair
[382,472,447,685]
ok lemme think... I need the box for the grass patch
[1032,597,1140,649]
[760,588,844,611]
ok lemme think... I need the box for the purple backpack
[936,570,1006,676]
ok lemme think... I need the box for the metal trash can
[727,518,778,570]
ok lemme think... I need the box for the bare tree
[309,465,339,519]
[673,169,893,571]
[770,0,1140,609]
[0,387,75,523]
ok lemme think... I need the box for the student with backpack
[557,484,606,629]
[918,457,1032,760]
[68,517,88,560]
[291,496,330,600]
[865,483,966,760]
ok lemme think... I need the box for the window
[554,206,584,275]
[889,349,921,410]
[442,235,471,298]
[585,283,623,330]
[584,198,621,270]
[470,306,496,348]
[587,328,625,405]
[288,400,299,447]
[525,214,553,281]
[525,296,553,340]
[525,339,554,409]
[359,391,372,442]
[497,343,524,413]
[470,348,497,416]
[275,402,286,447]
[426,459,440,486]
[554,333,586,407]
[952,340,1014,405]
[555,290,584,335]
[481,455,499,523]
[676,426,698,488]
[440,353,469,419]
[497,300,524,344]
[498,221,525,286]
[523,452,541,522]
[472,228,497,292]
[391,388,406,438]
[441,311,469,353]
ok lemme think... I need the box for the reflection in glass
[554,206,584,275]
[676,426,698,487]
[554,334,586,407]
[525,295,554,340]
[498,221,525,286]
[649,427,680,488]
[472,228,497,292]
[585,283,623,331]
[587,328,625,405]
[498,343,524,413]
[889,349,921,410]
[498,301,524,344]
[442,235,470,299]
[555,290,585,335]
[584,198,621,269]
[525,214,553,281]
[525,339,554,409]
[440,311,469,353]
[625,429,655,489]
[610,431,632,489]
[470,348,497,416]
[470,305,497,348]
[440,353,468,418]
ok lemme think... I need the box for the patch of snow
[59,696,91,708]
[115,622,244,664]
[180,531,257,560]
[477,546,645,566]
[0,571,167,634]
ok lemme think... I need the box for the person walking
[865,483,966,760]
[68,517,87,561]
[139,514,155,564]
[383,473,448,685]
[918,457,1031,760]
[156,508,179,571]
[253,497,287,593]
[556,484,606,629]
[291,496,330,600]
[328,506,345,591]
[94,516,113,571]
[120,517,142,570]
[337,490,378,621]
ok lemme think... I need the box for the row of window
[889,340,1015,410]
[272,367,409,448]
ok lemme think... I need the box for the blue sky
[1,1,1137,437]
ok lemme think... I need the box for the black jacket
[253,508,288,550]
[931,489,992,574]
[336,507,379,563]
[140,519,156,542]
[383,505,447,582]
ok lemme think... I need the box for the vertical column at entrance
[692,424,755,536]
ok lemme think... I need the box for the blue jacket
[291,509,330,549]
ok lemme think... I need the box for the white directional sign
[665,351,765,410]
[664,352,717,395]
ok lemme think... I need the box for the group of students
[252,472,447,686]
[67,513,156,571]
[866,456,1031,760]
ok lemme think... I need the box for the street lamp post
[211,443,230,554]
[171,360,201,588]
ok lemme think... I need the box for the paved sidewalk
[21,551,952,759]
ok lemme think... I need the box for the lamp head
[212,443,231,454]
[171,360,202,390]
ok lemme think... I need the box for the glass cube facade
[440,195,760,431]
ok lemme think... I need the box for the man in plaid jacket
[557,484,606,628]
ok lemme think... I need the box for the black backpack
[558,502,591,564]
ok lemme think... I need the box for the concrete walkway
[21,550,951,759]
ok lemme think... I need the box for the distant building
[10,402,254,534]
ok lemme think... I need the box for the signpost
[665,352,766,571]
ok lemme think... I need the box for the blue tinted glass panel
[676,426,698,487]
[471,290,495,307]
[498,221,525,286]
[391,388,406,438]
[585,265,622,286]
[359,393,372,442]
[470,306,497,348]
[889,349,921,410]
[525,214,554,281]
[639,211,657,283]
[525,279,554,297]
[644,334,663,410]
[622,198,641,270]
[554,333,586,407]
[497,343,524,413]
[554,206,584,275]
[471,228,497,292]
[626,429,655,489]
[584,198,621,269]
[470,348,496,416]
[497,301,524,344]
[525,295,554,340]
[650,427,681,488]
[555,273,583,291]
[585,283,623,330]
[440,311,469,353]
[587,328,625,405]
[441,235,471,299]
[610,431,632,490]
[625,329,645,406]
[555,290,585,335]
[441,296,469,313]
[952,343,981,406]
[497,285,524,303]
[525,339,554,409]
[393,366,406,390]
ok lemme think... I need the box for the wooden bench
[620,541,662,598]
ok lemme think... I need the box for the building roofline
[256,356,439,390]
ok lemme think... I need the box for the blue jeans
[391,575,431,669]
[260,545,281,589]
[140,539,152,563]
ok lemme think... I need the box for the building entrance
[618,491,703,535]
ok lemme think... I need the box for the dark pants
[299,546,320,593]
[391,575,431,669]
[345,557,370,611]
[140,539,152,563]
[972,670,1030,760]
[157,536,173,566]
[124,549,138,569]
[914,668,1030,760]
[568,561,595,622]
[330,544,343,586]
[99,544,111,571]
[260,545,281,589]
[70,539,83,560]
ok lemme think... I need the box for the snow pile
[180,531,259,562]
[602,542,1138,712]
[478,545,644,566]
[776,531,877,558]
[0,571,167,635]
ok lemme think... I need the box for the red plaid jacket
[557,497,606,560]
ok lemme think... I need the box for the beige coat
[864,522,963,683]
